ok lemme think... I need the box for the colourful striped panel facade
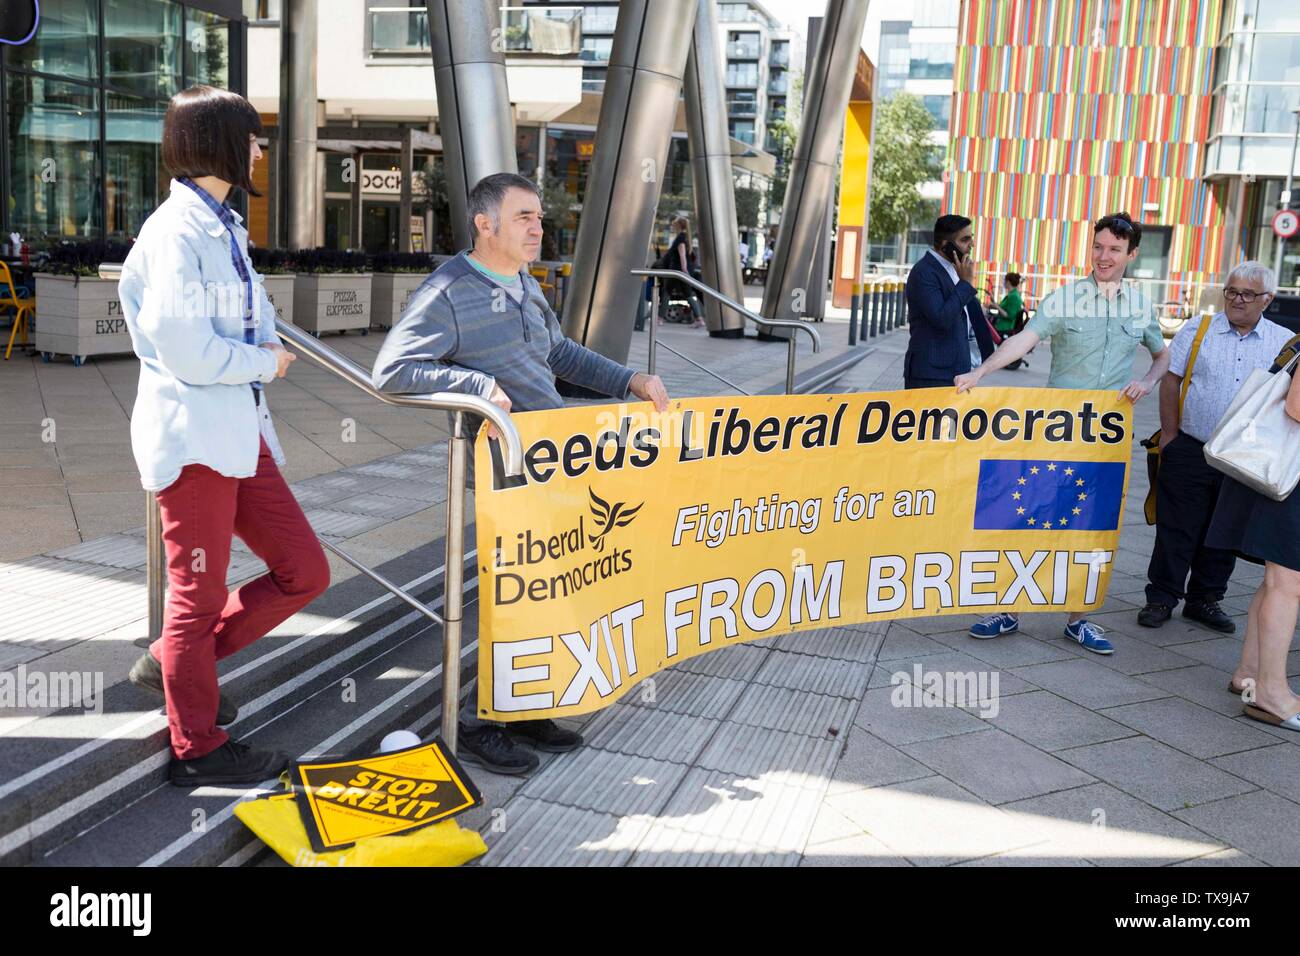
[946,0,1228,299]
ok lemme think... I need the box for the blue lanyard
[177,178,261,392]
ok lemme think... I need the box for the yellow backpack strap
[1177,315,1212,419]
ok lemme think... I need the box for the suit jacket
[903,252,995,384]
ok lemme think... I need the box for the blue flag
[973,459,1126,531]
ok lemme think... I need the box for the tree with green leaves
[868,93,942,248]
[733,185,762,230]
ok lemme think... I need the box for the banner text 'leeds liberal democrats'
[473,389,1132,722]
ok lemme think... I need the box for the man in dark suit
[903,214,994,389]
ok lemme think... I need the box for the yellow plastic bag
[234,793,487,867]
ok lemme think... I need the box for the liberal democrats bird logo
[587,487,641,552]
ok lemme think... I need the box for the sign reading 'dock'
[291,739,480,852]
[474,389,1132,722]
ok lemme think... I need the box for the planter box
[260,274,296,328]
[370,272,426,329]
[32,273,132,365]
[292,273,372,334]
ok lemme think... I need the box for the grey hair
[467,172,541,244]
[1227,260,1277,294]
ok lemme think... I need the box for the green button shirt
[1023,274,1165,390]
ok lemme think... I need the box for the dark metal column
[279,0,318,250]
[426,0,518,252]
[684,0,745,338]
[760,0,870,328]
[560,0,696,363]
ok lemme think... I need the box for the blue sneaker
[970,612,1019,639]
[1064,619,1114,655]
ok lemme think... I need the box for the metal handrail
[100,262,523,754]
[632,268,820,394]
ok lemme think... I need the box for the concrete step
[36,602,480,867]
[760,346,875,395]
[0,533,478,867]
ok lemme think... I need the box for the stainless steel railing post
[442,411,469,755]
[648,278,659,378]
[786,339,797,394]
[146,491,165,642]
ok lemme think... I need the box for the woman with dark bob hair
[119,86,329,786]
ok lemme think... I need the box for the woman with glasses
[1206,263,1300,731]
[118,86,330,785]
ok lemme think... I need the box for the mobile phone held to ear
[942,240,963,263]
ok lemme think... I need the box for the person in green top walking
[954,212,1170,656]
[994,271,1024,336]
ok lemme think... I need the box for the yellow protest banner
[474,388,1133,723]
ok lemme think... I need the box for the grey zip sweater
[371,251,636,411]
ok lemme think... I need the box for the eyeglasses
[1224,287,1268,303]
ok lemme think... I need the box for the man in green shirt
[954,212,1170,654]
[994,272,1024,336]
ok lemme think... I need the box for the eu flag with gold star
[973,460,1126,531]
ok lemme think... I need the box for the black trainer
[129,652,238,726]
[1183,600,1236,634]
[509,718,583,753]
[458,724,539,775]
[1136,602,1173,628]
[168,739,288,788]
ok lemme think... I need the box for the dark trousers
[904,376,956,390]
[1145,433,1237,607]
[152,439,330,758]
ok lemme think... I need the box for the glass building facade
[1,0,245,244]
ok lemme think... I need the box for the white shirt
[927,248,981,368]
[118,180,285,492]
[1169,312,1295,442]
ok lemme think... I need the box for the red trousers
[151,439,329,758]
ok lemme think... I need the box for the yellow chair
[1,261,35,360]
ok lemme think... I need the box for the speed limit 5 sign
[1273,209,1300,239]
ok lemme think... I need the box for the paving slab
[1173,790,1300,866]
[963,689,1135,752]
[1057,736,1258,812]
[1099,696,1280,759]
[901,727,1096,804]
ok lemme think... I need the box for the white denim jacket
[118,179,285,492]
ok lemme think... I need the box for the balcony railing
[727,99,758,118]
[367,4,581,56]
[727,41,761,59]
[768,74,789,95]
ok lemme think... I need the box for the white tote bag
[1203,351,1300,501]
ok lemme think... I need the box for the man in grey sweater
[372,172,669,775]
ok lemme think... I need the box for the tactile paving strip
[582,707,719,765]
[752,650,871,699]
[726,683,857,738]
[322,492,430,520]
[47,535,147,571]
[517,748,689,818]
[619,670,747,720]
[674,642,769,681]
[304,509,389,538]
[777,624,887,662]
[650,767,827,853]
[482,797,651,867]
[695,723,840,780]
